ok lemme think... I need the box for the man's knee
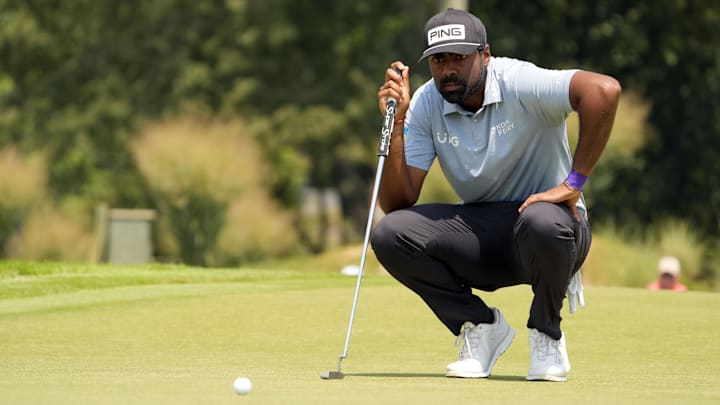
[514,202,575,248]
[372,208,431,267]
[371,210,406,258]
[370,216,392,255]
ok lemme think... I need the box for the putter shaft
[324,83,398,380]
[336,156,386,373]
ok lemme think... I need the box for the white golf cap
[657,256,681,277]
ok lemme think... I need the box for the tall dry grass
[132,116,265,202]
[0,146,46,208]
[131,115,299,265]
[4,207,94,261]
[210,190,300,265]
[0,146,49,255]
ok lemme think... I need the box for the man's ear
[482,44,492,66]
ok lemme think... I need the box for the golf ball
[233,377,252,395]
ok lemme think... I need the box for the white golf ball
[233,377,252,395]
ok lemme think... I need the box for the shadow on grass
[485,374,528,382]
[346,372,526,382]
[346,372,444,378]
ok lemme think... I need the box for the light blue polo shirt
[405,56,586,217]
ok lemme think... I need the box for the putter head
[320,370,344,380]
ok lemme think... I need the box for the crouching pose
[373,8,620,381]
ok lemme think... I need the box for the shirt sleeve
[404,83,436,171]
[509,62,578,124]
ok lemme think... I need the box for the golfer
[373,8,620,381]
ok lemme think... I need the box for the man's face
[428,50,487,105]
[659,273,678,289]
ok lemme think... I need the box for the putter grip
[386,67,403,108]
[377,67,402,157]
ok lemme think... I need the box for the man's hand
[378,62,410,119]
[518,182,582,221]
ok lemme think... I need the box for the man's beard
[438,69,486,105]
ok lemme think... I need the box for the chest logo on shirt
[436,132,459,147]
[490,120,515,137]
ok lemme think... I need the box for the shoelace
[530,332,562,364]
[455,323,483,360]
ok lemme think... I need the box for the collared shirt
[646,280,688,291]
[405,56,586,217]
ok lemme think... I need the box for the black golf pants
[370,201,591,340]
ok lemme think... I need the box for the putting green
[1,270,718,404]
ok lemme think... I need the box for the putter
[321,69,401,380]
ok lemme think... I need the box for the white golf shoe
[446,308,515,378]
[526,328,571,382]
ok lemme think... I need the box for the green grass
[1,259,719,404]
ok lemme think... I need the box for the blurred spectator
[646,256,688,291]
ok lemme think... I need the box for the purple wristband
[566,170,588,191]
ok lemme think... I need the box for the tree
[470,1,720,241]
[1,0,717,269]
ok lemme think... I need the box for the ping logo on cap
[427,24,465,45]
